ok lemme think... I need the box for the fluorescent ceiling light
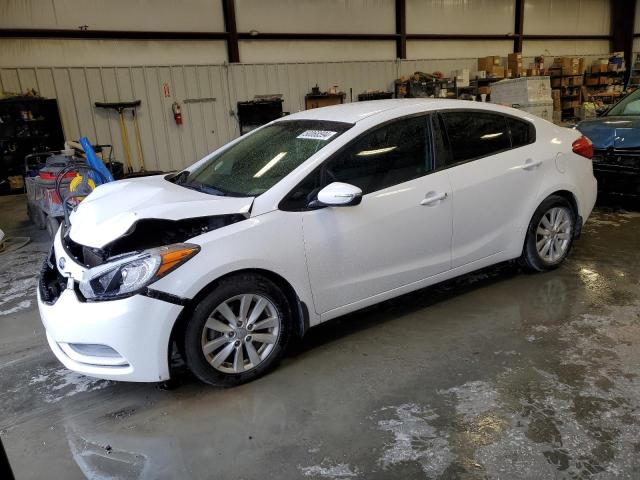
[254,152,287,178]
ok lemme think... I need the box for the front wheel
[184,274,292,387]
[520,195,576,272]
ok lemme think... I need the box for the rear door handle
[420,191,448,206]
[519,159,543,170]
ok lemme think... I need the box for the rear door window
[440,111,510,163]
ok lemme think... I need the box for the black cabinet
[237,99,284,135]
[0,97,64,194]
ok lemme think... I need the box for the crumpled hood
[577,116,640,150]
[69,175,253,248]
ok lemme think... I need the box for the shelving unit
[584,70,626,104]
[457,77,504,101]
[627,54,640,90]
[0,97,64,194]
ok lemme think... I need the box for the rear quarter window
[507,117,536,148]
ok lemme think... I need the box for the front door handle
[519,158,543,170]
[420,191,448,206]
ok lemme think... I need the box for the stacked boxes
[550,57,585,76]
[452,69,470,88]
[478,56,504,78]
[508,53,523,77]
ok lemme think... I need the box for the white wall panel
[522,40,611,57]
[0,61,401,171]
[238,40,397,63]
[406,0,515,34]
[407,40,513,60]
[235,0,395,34]
[524,0,611,35]
[0,0,224,31]
[0,39,227,67]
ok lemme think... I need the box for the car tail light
[572,136,593,159]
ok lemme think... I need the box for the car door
[436,110,544,268]
[289,114,453,315]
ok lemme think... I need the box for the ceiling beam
[0,28,228,40]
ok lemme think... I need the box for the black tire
[184,274,293,387]
[520,195,576,272]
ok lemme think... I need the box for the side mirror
[314,182,362,207]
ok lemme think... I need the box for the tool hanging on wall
[94,100,146,173]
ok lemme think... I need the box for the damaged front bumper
[592,149,640,197]
[37,239,183,382]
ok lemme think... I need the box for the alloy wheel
[201,294,281,374]
[535,206,572,264]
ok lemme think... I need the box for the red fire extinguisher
[172,101,183,125]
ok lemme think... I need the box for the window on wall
[440,111,510,163]
[324,115,432,195]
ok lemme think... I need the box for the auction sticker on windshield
[297,130,337,141]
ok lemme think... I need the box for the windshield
[177,120,352,196]
[607,88,640,116]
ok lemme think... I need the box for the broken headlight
[79,243,200,300]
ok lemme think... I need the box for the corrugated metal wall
[1,61,402,171]
[0,55,607,171]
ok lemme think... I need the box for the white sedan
[38,99,597,386]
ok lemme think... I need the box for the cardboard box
[478,56,502,71]
[509,65,523,77]
[485,65,504,78]
[599,64,608,73]
[568,76,583,87]
[478,86,491,95]
[527,68,540,76]
[506,69,512,78]
[476,70,487,79]
[585,76,599,86]
[551,77,561,88]
[552,89,561,110]
[599,76,611,85]
[552,111,562,124]
[552,57,584,75]
[508,53,522,63]
[452,68,470,87]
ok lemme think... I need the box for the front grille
[39,249,66,305]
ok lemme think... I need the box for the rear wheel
[520,195,575,272]
[184,274,292,386]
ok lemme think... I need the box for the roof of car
[280,98,512,124]
[281,99,440,124]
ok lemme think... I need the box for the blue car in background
[576,89,640,198]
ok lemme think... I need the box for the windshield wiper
[181,181,227,196]
[172,170,190,184]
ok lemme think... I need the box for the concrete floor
[1,194,639,480]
